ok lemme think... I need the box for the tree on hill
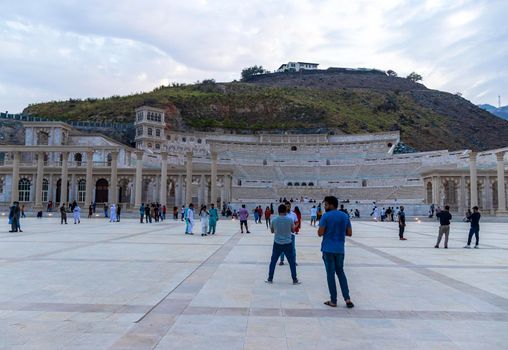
[406,72,422,83]
[387,70,398,77]
[241,65,267,81]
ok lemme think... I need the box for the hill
[478,104,508,121]
[22,70,508,152]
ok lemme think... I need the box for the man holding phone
[318,196,354,308]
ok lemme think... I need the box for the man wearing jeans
[318,196,354,308]
[266,204,300,285]
[464,206,481,248]
[435,205,452,248]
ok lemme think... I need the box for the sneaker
[293,279,301,285]
[434,245,439,248]
[279,261,284,266]
[265,279,273,284]
[246,231,251,234]
[399,237,407,240]
[464,245,471,249]
[346,300,355,308]
[444,246,448,249]
[474,245,479,249]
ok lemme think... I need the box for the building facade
[0,106,506,215]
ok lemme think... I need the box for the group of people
[370,206,398,222]
[434,205,482,248]
[267,196,354,308]
[278,196,318,204]
[58,201,82,224]
[177,203,220,236]
[138,203,166,223]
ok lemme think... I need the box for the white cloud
[0,0,507,112]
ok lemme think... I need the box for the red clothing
[265,209,271,219]
[257,207,263,218]
[294,211,302,233]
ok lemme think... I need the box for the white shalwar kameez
[110,204,117,222]
[73,205,81,224]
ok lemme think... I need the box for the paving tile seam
[0,226,177,267]
[349,237,508,312]
[357,221,502,249]
[108,230,243,350]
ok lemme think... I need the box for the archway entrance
[95,179,109,203]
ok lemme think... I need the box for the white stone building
[277,62,319,72]
[0,106,506,216]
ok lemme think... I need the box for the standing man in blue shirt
[318,196,354,308]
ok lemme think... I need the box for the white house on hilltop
[277,62,319,72]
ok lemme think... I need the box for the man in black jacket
[435,205,452,248]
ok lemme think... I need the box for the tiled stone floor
[0,216,507,349]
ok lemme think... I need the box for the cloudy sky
[1,0,507,113]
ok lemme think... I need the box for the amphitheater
[0,106,507,216]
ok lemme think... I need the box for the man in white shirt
[279,201,299,266]
[310,206,317,226]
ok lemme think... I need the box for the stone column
[70,173,76,202]
[185,151,193,205]
[60,151,69,204]
[210,152,218,207]
[175,175,182,207]
[109,151,119,204]
[159,152,168,206]
[469,152,478,208]
[220,184,225,209]
[134,151,144,207]
[224,175,232,203]
[11,151,21,202]
[85,150,94,206]
[34,151,44,209]
[199,174,206,205]
[496,152,507,215]
[459,175,466,214]
[432,176,440,205]
[483,176,493,214]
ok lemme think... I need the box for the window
[137,112,143,121]
[0,152,4,166]
[37,131,49,145]
[287,182,293,186]
[0,178,4,194]
[156,129,161,137]
[362,179,367,187]
[263,160,267,165]
[237,179,242,186]
[78,179,86,202]
[155,143,161,149]
[182,137,186,142]
[301,182,307,186]
[74,153,82,166]
[107,153,112,166]
[137,127,143,136]
[291,146,297,151]
[308,182,314,186]
[326,160,330,165]
[197,139,202,144]
[148,128,153,136]
[294,182,300,186]
[42,178,49,202]
[18,178,31,202]
[167,135,171,140]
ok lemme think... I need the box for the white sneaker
[464,245,471,249]
[474,245,479,249]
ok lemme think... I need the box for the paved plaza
[0,216,507,349]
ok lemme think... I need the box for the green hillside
[22,71,508,151]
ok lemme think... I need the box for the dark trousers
[265,218,271,228]
[240,220,248,232]
[61,214,67,224]
[140,214,144,223]
[468,226,480,245]
[322,252,350,303]
[399,225,405,238]
[280,235,296,262]
[268,242,297,281]
[10,218,19,232]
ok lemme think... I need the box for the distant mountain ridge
[478,104,508,120]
